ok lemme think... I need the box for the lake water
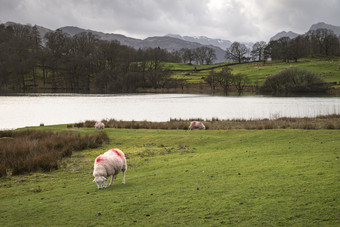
[0,93,339,130]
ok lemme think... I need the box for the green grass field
[170,57,340,86]
[1,126,339,226]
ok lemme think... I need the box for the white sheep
[93,149,127,189]
[189,121,206,130]
[95,121,105,129]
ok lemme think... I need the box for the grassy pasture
[169,57,340,86]
[0,126,339,226]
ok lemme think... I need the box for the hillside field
[169,57,340,86]
[0,126,339,226]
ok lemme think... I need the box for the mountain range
[57,26,233,62]
[165,34,232,50]
[310,22,340,36]
[2,21,340,63]
[270,22,340,41]
[270,31,299,41]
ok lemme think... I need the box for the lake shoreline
[1,85,340,97]
[1,90,340,98]
[1,94,339,130]
[64,114,340,130]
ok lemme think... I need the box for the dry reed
[0,130,109,177]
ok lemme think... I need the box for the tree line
[176,47,216,65]
[226,28,340,63]
[0,24,184,93]
[0,23,339,94]
[0,23,221,93]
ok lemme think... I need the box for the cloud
[203,0,260,41]
[84,0,212,38]
[248,0,340,37]
[1,0,339,42]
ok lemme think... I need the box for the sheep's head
[93,176,107,189]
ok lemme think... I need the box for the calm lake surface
[1,93,339,130]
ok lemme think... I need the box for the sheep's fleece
[189,121,206,130]
[93,149,127,189]
[95,121,105,129]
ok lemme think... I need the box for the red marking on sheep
[96,156,104,163]
[110,149,123,159]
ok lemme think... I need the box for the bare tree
[204,47,217,65]
[179,48,195,64]
[233,73,249,95]
[45,29,71,91]
[307,28,339,55]
[287,35,309,62]
[225,42,249,63]
[68,32,99,92]
[193,47,206,65]
[265,37,290,62]
[251,41,267,61]
[9,24,40,92]
[204,70,219,94]
[215,67,233,95]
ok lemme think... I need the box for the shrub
[84,120,96,128]
[0,130,14,137]
[262,67,328,94]
[73,122,84,128]
[0,130,109,177]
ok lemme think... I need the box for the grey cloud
[0,0,339,42]
[252,0,340,35]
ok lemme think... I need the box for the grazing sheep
[95,121,105,129]
[93,149,127,189]
[189,121,206,130]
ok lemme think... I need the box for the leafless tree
[251,41,267,61]
[216,67,233,95]
[225,42,249,63]
[307,28,339,55]
[233,73,249,95]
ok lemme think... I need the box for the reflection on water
[0,94,339,129]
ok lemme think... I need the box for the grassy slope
[0,126,339,226]
[170,57,340,85]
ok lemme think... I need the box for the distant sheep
[93,149,127,189]
[95,121,105,129]
[189,121,206,130]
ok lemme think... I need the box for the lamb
[95,121,105,129]
[93,149,127,189]
[189,121,206,130]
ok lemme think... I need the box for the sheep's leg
[122,170,126,184]
[104,178,108,188]
[109,175,116,186]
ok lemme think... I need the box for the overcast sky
[1,0,339,42]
